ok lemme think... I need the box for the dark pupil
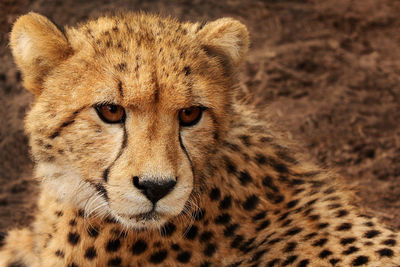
[108,105,118,113]
[184,109,192,116]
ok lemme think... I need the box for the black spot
[335,209,348,217]
[376,248,393,257]
[238,171,253,185]
[161,222,176,237]
[87,227,99,238]
[219,196,232,209]
[231,235,244,248]
[304,232,318,240]
[284,242,297,252]
[224,223,239,237]
[284,227,302,236]
[268,238,282,245]
[340,237,356,245]
[255,154,267,164]
[251,249,268,262]
[312,238,328,247]
[67,263,78,267]
[84,246,97,260]
[203,243,217,257]
[0,231,8,248]
[343,246,359,255]
[68,232,80,245]
[238,135,251,146]
[55,210,63,217]
[184,225,198,240]
[253,211,267,221]
[193,209,206,221]
[364,221,374,227]
[256,219,271,231]
[200,261,211,267]
[215,213,231,224]
[336,223,352,231]
[319,249,332,258]
[117,81,124,97]
[115,62,127,72]
[309,214,320,221]
[69,219,77,226]
[107,257,122,266]
[382,239,396,246]
[177,250,191,263]
[267,258,280,267]
[149,250,168,263]
[55,250,64,258]
[364,230,381,239]
[131,239,147,255]
[283,255,297,265]
[106,239,121,252]
[171,243,180,251]
[297,259,309,267]
[329,258,340,265]
[352,255,369,266]
[77,209,85,217]
[262,176,279,192]
[286,199,299,209]
[7,260,26,267]
[267,193,285,204]
[243,195,259,211]
[200,231,213,242]
[209,188,221,201]
[183,66,191,76]
[318,222,329,229]
[225,158,237,174]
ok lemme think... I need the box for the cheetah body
[1,12,399,267]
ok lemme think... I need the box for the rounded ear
[197,18,249,75]
[10,12,72,96]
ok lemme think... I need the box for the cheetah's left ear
[197,18,249,74]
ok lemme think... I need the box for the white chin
[112,211,169,230]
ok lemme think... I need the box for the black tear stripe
[50,106,86,139]
[103,124,128,182]
[178,132,195,182]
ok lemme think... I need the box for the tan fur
[1,12,399,266]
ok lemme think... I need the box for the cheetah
[0,11,399,266]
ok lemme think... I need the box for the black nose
[133,176,177,204]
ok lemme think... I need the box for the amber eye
[95,104,125,123]
[179,106,203,127]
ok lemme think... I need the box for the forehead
[66,14,211,110]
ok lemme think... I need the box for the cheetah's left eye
[179,106,203,127]
[95,104,126,124]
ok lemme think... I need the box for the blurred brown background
[0,0,399,232]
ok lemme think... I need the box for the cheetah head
[10,12,249,229]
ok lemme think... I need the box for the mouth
[131,210,160,221]
[113,208,168,229]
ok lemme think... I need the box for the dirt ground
[0,0,399,233]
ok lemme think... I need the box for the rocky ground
[0,0,399,232]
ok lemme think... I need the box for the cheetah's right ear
[197,18,249,75]
[10,12,72,96]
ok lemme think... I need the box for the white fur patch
[37,162,109,218]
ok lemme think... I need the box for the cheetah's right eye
[95,104,126,124]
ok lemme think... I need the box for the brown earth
[0,0,399,233]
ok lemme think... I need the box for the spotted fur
[1,12,399,266]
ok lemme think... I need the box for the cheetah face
[10,13,248,229]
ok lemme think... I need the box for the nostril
[133,176,145,190]
[132,176,177,204]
